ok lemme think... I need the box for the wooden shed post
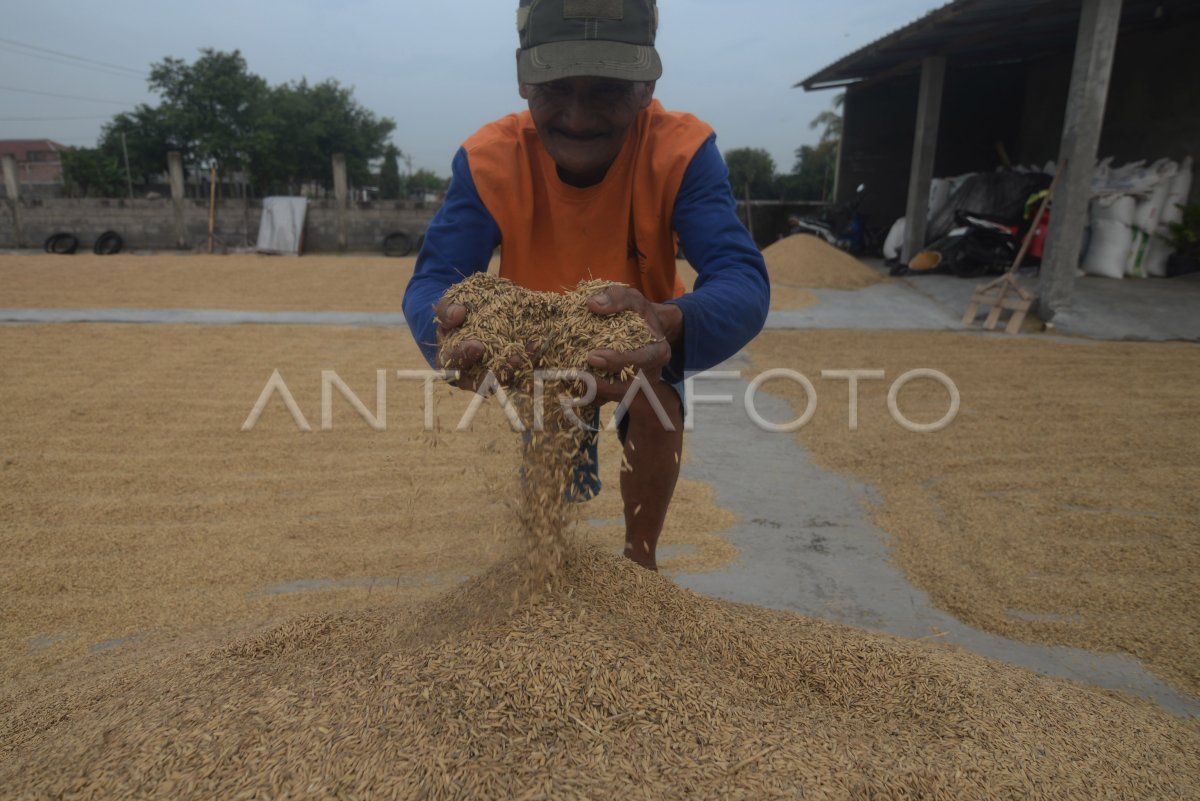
[1039,0,1123,318]
[901,56,946,264]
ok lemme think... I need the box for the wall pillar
[901,56,946,264]
[1039,0,1123,318]
[332,153,348,252]
[168,151,186,249]
[2,154,23,248]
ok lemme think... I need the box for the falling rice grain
[439,274,655,593]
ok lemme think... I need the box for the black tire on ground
[93,230,123,256]
[44,232,79,255]
[414,232,425,254]
[382,231,412,258]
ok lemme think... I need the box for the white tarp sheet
[256,196,308,255]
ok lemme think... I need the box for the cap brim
[518,40,662,84]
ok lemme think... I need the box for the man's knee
[621,386,681,443]
[626,382,682,424]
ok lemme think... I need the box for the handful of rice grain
[438,274,655,384]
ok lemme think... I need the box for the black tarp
[926,171,1053,243]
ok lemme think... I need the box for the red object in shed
[1029,211,1050,260]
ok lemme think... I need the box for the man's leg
[620,382,683,571]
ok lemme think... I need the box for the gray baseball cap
[517,0,662,84]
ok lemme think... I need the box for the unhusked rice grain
[3,547,1198,800]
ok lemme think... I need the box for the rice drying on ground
[3,547,1198,800]
[674,258,818,311]
[0,322,735,692]
[761,234,885,290]
[0,253,431,312]
[6,256,1200,798]
[749,330,1200,698]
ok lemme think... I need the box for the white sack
[1082,218,1133,279]
[1132,159,1179,230]
[928,179,951,220]
[883,217,906,260]
[1127,161,1178,276]
[1093,194,1137,226]
[1142,156,1194,277]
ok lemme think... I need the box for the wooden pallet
[962,273,1035,334]
[961,167,1060,335]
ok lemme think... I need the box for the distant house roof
[798,0,1200,90]
[0,139,72,161]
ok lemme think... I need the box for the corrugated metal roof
[799,0,1198,90]
[0,139,71,161]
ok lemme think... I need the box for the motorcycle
[890,209,1021,278]
[786,185,878,256]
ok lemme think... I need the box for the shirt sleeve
[663,135,770,382]
[401,147,502,368]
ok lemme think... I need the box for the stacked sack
[1082,194,1137,279]
[1140,156,1193,277]
[1083,157,1194,279]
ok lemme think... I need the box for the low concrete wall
[0,197,438,253]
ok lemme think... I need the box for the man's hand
[434,296,530,393]
[585,285,679,403]
[434,298,488,392]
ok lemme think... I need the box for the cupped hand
[434,297,530,393]
[584,285,672,403]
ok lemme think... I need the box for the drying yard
[1,245,1198,799]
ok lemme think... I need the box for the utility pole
[121,133,134,200]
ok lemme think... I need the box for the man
[403,0,769,571]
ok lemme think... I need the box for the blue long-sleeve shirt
[402,134,769,382]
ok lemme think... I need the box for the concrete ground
[3,257,1197,716]
[855,260,1200,341]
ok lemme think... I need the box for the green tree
[406,168,446,196]
[60,148,126,197]
[809,92,844,144]
[723,147,777,199]
[245,78,396,194]
[779,95,843,201]
[780,140,839,201]
[99,106,183,185]
[380,144,403,199]
[147,49,268,174]
[91,48,399,195]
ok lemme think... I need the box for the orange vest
[462,100,713,302]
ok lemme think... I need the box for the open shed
[798,0,1200,317]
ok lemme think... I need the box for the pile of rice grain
[4,547,1198,800]
[440,273,655,590]
[762,234,885,290]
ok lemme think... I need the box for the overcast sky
[1,0,941,175]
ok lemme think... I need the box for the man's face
[519,76,655,187]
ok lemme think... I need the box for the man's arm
[402,148,502,368]
[662,135,771,381]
